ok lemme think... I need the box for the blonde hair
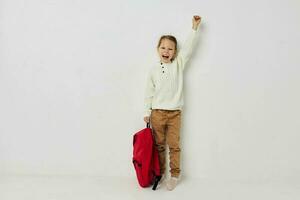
[157,35,178,61]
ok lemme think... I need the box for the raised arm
[178,15,202,69]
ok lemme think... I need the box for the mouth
[162,55,170,59]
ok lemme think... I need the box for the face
[157,39,176,63]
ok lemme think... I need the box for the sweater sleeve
[144,70,155,117]
[177,27,200,70]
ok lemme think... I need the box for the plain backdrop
[0,0,300,183]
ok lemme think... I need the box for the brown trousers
[150,109,181,178]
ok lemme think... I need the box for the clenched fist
[192,15,202,30]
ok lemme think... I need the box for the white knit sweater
[144,28,200,117]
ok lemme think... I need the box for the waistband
[152,109,181,113]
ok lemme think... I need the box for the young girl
[143,16,201,190]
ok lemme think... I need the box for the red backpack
[132,123,161,190]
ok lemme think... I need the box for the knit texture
[144,28,199,117]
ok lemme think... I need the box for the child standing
[143,16,201,190]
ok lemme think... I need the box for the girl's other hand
[144,116,150,123]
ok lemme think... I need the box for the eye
[168,48,173,50]
[161,47,165,49]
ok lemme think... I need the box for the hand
[192,15,202,30]
[144,116,150,123]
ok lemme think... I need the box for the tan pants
[150,109,181,178]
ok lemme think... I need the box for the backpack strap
[152,176,162,190]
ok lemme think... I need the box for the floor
[0,175,299,200]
